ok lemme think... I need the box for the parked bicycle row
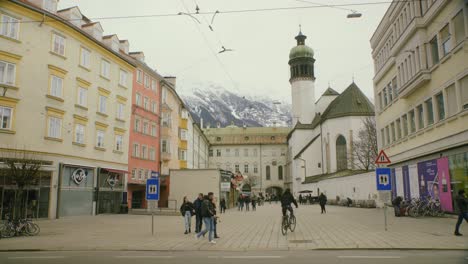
[392,196,444,217]
[0,214,40,238]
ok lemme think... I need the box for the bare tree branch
[349,117,378,171]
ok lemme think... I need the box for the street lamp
[347,12,362,18]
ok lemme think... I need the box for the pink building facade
[127,52,161,209]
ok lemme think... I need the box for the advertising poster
[395,167,404,198]
[409,164,420,198]
[391,168,397,199]
[402,165,411,200]
[417,160,437,199]
[437,157,453,212]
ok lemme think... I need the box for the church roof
[321,82,375,120]
[322,87,340,96]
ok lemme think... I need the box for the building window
[77,87,87,107]
[137,70,143,83]
[425,98,434,125]
[461,75,468,110]
[226,163,231,172]
[134,119,140,132]
[453,11,466,45]
[253,164,258,174]
[446,85,457,117]
[142,145,147,159]
[380,128,385,146]
[80,47,90,68]
[162,140,169,153]
[440,25,451,56]
[392,77,398,98]
[98,95,107,113]
[402,114,408,136]
[278,166,283,180]
[162,88,167,103]
[150,148,156,161]
[0,60,16,86]
[225,149,231,157]
[387,83,393,102]
[209,149,213,157]
[383,87,388,106]
[151,101,157,113]
[119,69,127,87]
[144,75,150,88]
[436,93,445,121]
[151,79,157,91]
[390,122,396,142]
[131,169,136,179]
[0,106,13,129]
[143,122,148,134]
[101,59,110,79]
[180,129,187,140]
[52,34,65,56]
[409,110,416,133]
[96,130,105,148]
[115,135,123,151]
[244,149,248,157]
[47,116,62,138]
[235,149,239,157]
[116,103,124,120]
[396,119,401,140]
[74,124,85,144]
[1,14,19,40]
[417,104,424,130]
[253,149,258,156]
[179,149,187,161]
[136,93,141,106]
[266,165,271,180]
[385,126,390,145]
[151,124,156,136]
[235,164,240,173]
[138,169,143,180]
[336,135,347,171]
[50,75,63,98]
[244,164,249,173]
[429,36,439,65]
[144,97,149,110]
[216,149,221,157]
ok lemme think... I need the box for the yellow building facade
[0,0,135,219]
[371,0,468,207]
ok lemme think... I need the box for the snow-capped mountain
[180,84,292,128]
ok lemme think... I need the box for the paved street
[0,204,466,251]
[0,250,467,264]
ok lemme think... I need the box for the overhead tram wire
[4,0,429,24]
[178,0,238,91]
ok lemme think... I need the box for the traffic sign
[376,168,392,191]
[375,150,391,164]
[151,171,159,178]
[146,178,160,200]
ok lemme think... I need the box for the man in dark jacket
[392,196,403,217]
[281,189,298,218]
[318,193,327,214]
[454,190,468,236]
[193,193,204,233]
[196,194,216,243]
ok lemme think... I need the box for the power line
[3,0,421,24]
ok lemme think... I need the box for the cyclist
[281,189,298,218]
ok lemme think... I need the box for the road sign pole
[151,204,154,236]
[384,203,388,231]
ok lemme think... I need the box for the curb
[1,248,466,252]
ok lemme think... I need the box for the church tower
[289,30,316,125]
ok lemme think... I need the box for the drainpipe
[259,144,263,193]
[319,117,324,175]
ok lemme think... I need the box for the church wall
[301,138,323,177]
[291,79,316,124]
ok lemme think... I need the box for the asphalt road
[0,250,467,264]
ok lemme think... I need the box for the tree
[350,117,378,171]
[1,149,43,219]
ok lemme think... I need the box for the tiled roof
[321,87,340,96]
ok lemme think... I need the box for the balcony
[179,160,187,169]
[398,69,431,99]
[179,118,188,129]
[161,126,172,137]
[162,152,172,161]
[179,139,187,150]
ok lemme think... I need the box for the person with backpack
[392,196,403,217]
[245,195,251,211]
[180,196,195,234]
[193,193,204,233]
[318,193,327,214]
[195,193,216,243]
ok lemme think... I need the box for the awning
[298,190,313,193]
[101,168,129,174]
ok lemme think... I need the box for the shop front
[0,170,52,220]
[97,168,126,214]
[58,164,95,217]
[127,183,146,209]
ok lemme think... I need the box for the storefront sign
[71,168,88,185]
[417,159,437,199]
[437,157,453,212]
[402,165,411,200]
[220,182,230,192]
[106,174,119,190]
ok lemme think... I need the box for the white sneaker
[209,240,217,244]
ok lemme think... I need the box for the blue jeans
[455,212,468,234]
[184,211,191,231]
[197,217,214,241]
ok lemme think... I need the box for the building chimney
[200,118,204,129]
[164,76,176,88]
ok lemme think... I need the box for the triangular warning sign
[375,150,391,164]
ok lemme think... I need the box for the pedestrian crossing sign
[375,150,391,164]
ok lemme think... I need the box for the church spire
[295,25,307,45]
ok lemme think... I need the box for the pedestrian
[193,193,204,233]
[252,195,257,211]
[180,196,195,234]
[346,197,353,207]
[220,198,226,214]
[299,194,303,205]
[245,195,251,211]
[454,190,468,236]
[212,195,220,239]
[237,194,243,211]
[195,194,216,244]
[318,192,327,214]
[392,196,403,217]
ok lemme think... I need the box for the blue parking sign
[151,171,159,178]
[376,168,392,191]
[146,178,160,200]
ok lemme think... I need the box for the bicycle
[0,215,40,238]
[281,207,296,235]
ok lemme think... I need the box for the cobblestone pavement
[0,204,466,251]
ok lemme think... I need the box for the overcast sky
[59,0,390,102]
